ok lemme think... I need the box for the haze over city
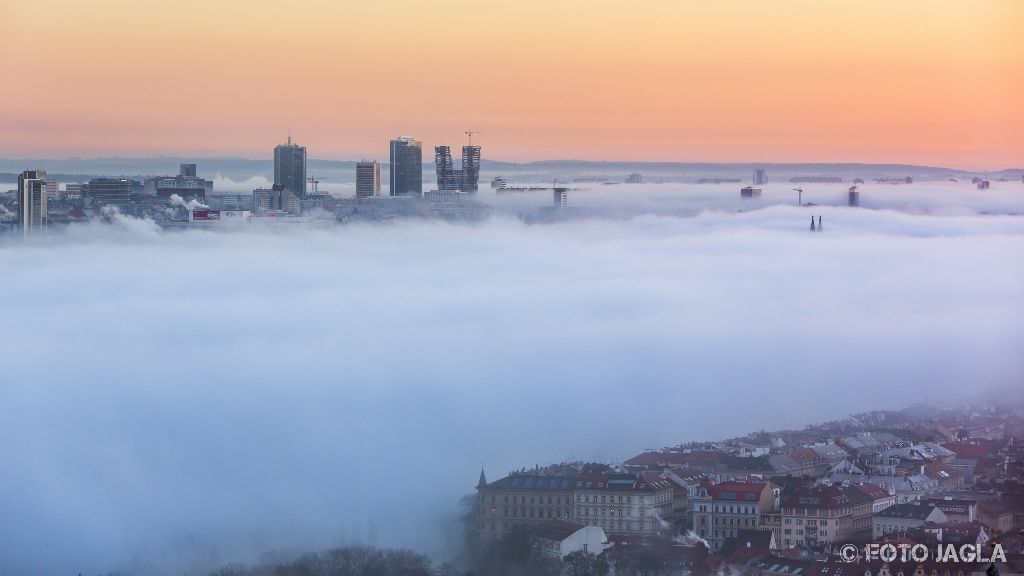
[1,2,1023,576]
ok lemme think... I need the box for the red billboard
[191,210,221,221]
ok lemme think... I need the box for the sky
[1,0,1021,168]
[2,184,1023,574]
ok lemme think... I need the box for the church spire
[477,466,487,489]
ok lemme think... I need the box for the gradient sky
[1,0,1021,168]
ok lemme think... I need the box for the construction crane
[792,187,804,206]
[465,129,483,146]
[307,175,330,196]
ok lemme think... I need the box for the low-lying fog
[1,182,1022,575]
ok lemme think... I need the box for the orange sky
[1,0,1021,169]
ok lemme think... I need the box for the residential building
[274,135,307,197]
[626,173,642,184]
[741,186,762,198]
[690,479,775,551]
[389,136,422,196]
[919,497,976,523]
[779,484,896,549]
[476,472,576,536]
[873,503,947,538]
[17,169,48,235]
[573,473,674,536]
[355,160,380,197]
[533,520,610,559]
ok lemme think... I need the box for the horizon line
[0,154,1020,174]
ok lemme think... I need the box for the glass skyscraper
[389,136,422,197]
[274,136,307,197]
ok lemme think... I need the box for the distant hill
[0,156,1020,184]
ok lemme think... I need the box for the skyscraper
[435,146,458,191]
[434,144,481,192]
[179,163,197,178]
[17,170,48,236]
[389,136,422,197]
[356,160,381,197]
[753,169,768,185]
[461,145,481,192]
[274,135,307,197]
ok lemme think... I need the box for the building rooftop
[875,503,939,520]
[485,474,576,491]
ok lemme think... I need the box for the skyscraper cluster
[434,145,482,193]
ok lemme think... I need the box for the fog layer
[1,191,1023,574]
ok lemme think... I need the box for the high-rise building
[553,187,568,210]
[355,160,381,197]
[625,173,642,184]
[434,144,481,192]
[179,163,197,178]
[85,177,132,206]
[753,169,768,185]
[17,170,48,235]
[390,136,422,196]
[435,146,457,191]
[848,185,860,207]
[274,135,307,197]
[461,145,481,192]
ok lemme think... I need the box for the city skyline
[1,1,1021,170]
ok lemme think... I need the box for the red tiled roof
[709,481,769,501]
[941,442,992,459]
[922,461,963,481]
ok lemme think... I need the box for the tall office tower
[274,135,307,197]
[85,178,133,206]
[461,145,481,192]
[180,163,197,178]
[389,136,422,196]
[625,173,642,184]
[435,146,459,191]
[355,160,381,197]
[17,170,48,235]
[753,169,768,185]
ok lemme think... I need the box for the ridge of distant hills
[1,156,1020,184]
